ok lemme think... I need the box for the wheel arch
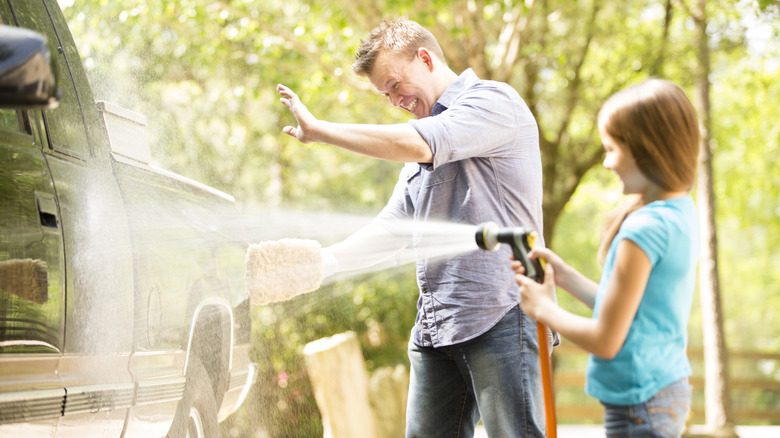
[184,299,233,404]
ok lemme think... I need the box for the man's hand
[276,83,433,163]
[278,84,318,143]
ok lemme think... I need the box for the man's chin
[412,108,429,119]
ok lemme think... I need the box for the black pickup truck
[0,1,256,437]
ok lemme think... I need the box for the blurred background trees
[59,0,779,435]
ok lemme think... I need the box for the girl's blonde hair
[597,79,701,263]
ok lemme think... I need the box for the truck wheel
[167,356,220,438]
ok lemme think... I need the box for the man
[278,18,546,438]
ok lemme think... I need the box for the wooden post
[303,331,378,438]
[368,364,409,438]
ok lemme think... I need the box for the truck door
[0,105,64,438]
[5,0,135,436]
[0,6,65,438]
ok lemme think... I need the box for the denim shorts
[601,378,692,438]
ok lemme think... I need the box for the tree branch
[491,2,537,83]
[462,0,489,77]
[553,0,602,146]
[673,0,696,20]
[342,0,383,35]
[649,0,674,76]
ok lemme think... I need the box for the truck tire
[167,356,220,438]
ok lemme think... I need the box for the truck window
[10,0,91,158]
[0,109,34,135]
[0,109,19,131]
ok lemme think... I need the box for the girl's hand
[516,263,558,322]
[511,247,569,291]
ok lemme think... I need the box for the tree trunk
[692,0,738,436]
[303,331,379,438]
[367,364,409,438]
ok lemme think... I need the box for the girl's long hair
[597,79,700,263]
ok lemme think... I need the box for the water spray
[475,222,558,438]
[244,218,478,305]
[243,220,557,434]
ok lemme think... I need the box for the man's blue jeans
[602,378,692,437]
[405,305,546,438]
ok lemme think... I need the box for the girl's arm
[517,239,651,359]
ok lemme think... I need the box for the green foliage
[709,54,780,354]
[552,166,618,318]
[220,269,419,437]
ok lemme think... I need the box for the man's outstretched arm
[278,84,433,163]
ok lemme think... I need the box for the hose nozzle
[475,222,544,282]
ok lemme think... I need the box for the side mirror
[0,24,60,109]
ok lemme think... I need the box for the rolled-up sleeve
[409,85,520,170]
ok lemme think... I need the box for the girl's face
[600,128,649,196]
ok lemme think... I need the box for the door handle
[35,192,58,229]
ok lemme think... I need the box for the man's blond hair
[353,19,445,76]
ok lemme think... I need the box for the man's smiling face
[368,49,438,119]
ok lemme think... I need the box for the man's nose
[388,91,402,107]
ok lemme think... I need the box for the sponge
[245,238,326,305]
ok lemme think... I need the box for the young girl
[514,79,700,437]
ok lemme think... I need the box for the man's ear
[417,48,435,72]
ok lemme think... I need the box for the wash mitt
[245,238,331,305]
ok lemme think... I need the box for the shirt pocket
[424,161,460,187]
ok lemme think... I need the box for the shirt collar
[431,68,479,115]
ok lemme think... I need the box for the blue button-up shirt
[377,69,543,347]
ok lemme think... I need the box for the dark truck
[0,1,256,437]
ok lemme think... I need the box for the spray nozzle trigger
[475,222,544,283]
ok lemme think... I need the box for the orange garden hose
[536,252,557,438]
[537,321,557,438]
